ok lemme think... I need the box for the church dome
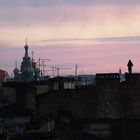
[31,58,36,65]
[13,67,20,74]
[24,44,29,50]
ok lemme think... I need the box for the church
[13,42,40,82]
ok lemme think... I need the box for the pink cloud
[27,40,140,75]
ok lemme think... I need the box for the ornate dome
[31,58,36,65]
[24,44,29,50]
[30,51,36,67]
[13,67,20,74]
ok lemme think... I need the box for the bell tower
[21,40,34,81]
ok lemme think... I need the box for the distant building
[48,77,76,91]
[13,43,40,82]
[0,69,6,82]
[77,75,95,86]
[119,68,125,82]
[0,69,6,97]
[0,69,16,107]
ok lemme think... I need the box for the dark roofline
[3,80,49,87]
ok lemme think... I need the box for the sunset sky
[1,0,140,76]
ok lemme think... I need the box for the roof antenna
[119,67,122,74]
[75,64,78,76]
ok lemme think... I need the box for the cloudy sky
[0,0,140,76]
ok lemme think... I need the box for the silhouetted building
[48,77,76,91]
[77,75,95,86]
[96,73,120,87]
[0,70,6,82]
[13,43,40,82]
[4,59,140,140]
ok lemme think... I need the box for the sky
[1,0,140,76]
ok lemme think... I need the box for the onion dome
[31,58,36,67]
[24,39,29,58]
[13,67,19,74]
[24,44,28,50]
[13,61,20,74]
[30,51,36,67]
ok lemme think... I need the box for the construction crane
[40,67,55,78]
[50,66,56,77]
[40,69,53,77]
[75,64,78,86]
[38,58,51,76]
[40,66,71,77]
[75,64,78,76]
[51,66,72,77]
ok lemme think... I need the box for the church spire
[24,38,29,58]
[25,38,27,45]
[15,61,17,68]
[31,51,34,60]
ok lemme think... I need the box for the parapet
[95,73,120,86]
[96,73,120,80]
[125,73,140,86]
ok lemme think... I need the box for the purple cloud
[0,0,140,7]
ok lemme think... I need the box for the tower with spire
[21,41,34,81]
[13,61,21,81]
[13,41,40,82]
